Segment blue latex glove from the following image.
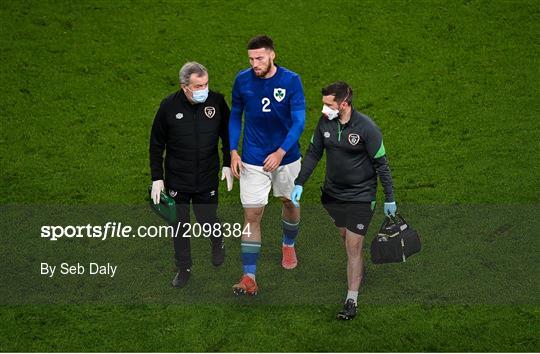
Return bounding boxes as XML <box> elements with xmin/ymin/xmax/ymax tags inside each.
<box><xmin>290</xmin><ymin>185</ymin><xmax>303</xmax><ymax>208</ymax></box>
<box><xmin>384</xmin><ymin>202</ymin><xmax>397</xmax><ymax>216</ymax></box>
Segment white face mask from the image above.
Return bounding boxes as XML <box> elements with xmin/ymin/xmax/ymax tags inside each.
<box><xmin>190</xmin><ymin>87</ymin><xmax>209</xmax><ymax>103</ymax></box>
<box><xmin>322</xmin><ymin>104</ymin><xmax>339</xmax><ymax>120</ymax></box>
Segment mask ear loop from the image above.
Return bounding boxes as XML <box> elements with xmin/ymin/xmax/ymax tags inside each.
<box><xmin>337</xmin><ymin>88</ymin><xmax>350</xmax><ymax>113</ymax></box>
<box><xmin>340</xmin><ymin>88</ymin><xmax>351</xmax><ymax>110</ymax></box>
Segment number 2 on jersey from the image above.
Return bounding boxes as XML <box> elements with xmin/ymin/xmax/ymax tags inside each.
<box><xmin>261</xmin><ymin>97</ymin><xmax>271</xmax><ymax>112</ymax></box>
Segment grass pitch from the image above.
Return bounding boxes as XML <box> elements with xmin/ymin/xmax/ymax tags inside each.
<box><xmin>1</xmin><ymin>0</ymin><xmax>539</xmax><ymax>351</ymax></box>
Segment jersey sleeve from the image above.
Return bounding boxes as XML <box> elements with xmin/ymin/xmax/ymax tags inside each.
<box><xmin>229</xmin><ymin>75</ymin><xmax>244</xmax><ymax>151</ymax></box>
<box><xmin>362</xmin><ymin>121</ymin><xmax>395</xmax><ymax>202</ymax></box>
<box><xmin>294</xmin><ymin>117</ymin><xmax>325</xmax><ymax>186</ymax></box>
<box><xmin>279</xmin><ymin>74</ymin><xmax>306</xmax><ymax>152</ymax></box>
<box><xmin>289</xmin><ymin>74</ymin><xmax>306</xmax><ymax>112</ymax></box>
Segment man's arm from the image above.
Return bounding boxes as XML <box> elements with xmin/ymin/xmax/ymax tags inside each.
<box><xmin>263</xmin><ymin>75</ymin><xmax>306</xmax><ymax>172</ymax></box>
<box><xmin>229</xmin><ymin>76</ymin><xmax>243</xmax><ymax>153</ymax></box>
<box><xmin>364</xmin><ymin>123</ymin><xmax>395</xmax><ymax>203</ymax></box>
<box><xmin>294</xmin><ymin>118</ymin><xmax>325</xmax><ymax>186</ymax></box>
<box><xmin>229</xmin><ymin>76</ymin><xmax>244</xmax><ymax>178</ymax></box>
<box><xmin>219</xmin><ymin>95</ymin><xmax>231</xmax><ymax>167</ymax></box>
<box><xmin>149</xmin><ymin>103</ymin><xmax>167</xmax><ymax>181</ymax></box>
<box><xmin>373</xmin><ymin>153</ymin><xmax>395</xmax><ymax>203</ymax></box>
<box><xmin>280</xmin><ymin>75</ymin><xmax>306</xmax><ymax>153</ymax></box>
<box><xmin>264</xmin><ymin>108</ymin><xmax>305</xmax><ymax>171</ymax></box>
<box><xmin>280</xmin><ymin>110</ymin><xmax>306</xmax><ymax>153</ymax></box>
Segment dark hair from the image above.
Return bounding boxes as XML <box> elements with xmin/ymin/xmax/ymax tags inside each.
<box><xmin>247</xmin><ymin>35</ymin><xmax>275</xmax><ymax>51</ymax></box>
<box><xmin>321</xmin><ymin>81</ymin><xmax>353</xmax><ymax>105</ymax></box>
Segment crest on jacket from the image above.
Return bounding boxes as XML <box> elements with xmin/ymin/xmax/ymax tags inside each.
<box><xmin>204</xmin><ymin>106</ymin><xmax>215</xmax><ymax>118</ymax></box>
<box><xmin>348</xmin><ymin>133</ymin><xmax>360</xmax><ymax>146</ymax></box>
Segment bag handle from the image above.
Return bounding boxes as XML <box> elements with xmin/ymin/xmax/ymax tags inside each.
<box><xmin>386</xmin><ymin>213</ymin><xmax>408</xmax><ymax>227</ymax></box>
<box><xmin>382</xmin><ymin>215</ymin><xmax>395</xmax><ymax>229</ymax></box>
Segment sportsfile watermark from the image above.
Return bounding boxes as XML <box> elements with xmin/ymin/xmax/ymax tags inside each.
<box><xmin>40</xmin><ymin>222</ymin><xmax>250</xmax><ymax>241</ymax></box>
<box><xmin>2</xmin><ymin>203</ymin><xmax>537</xmax><ymax>305</ymax></box>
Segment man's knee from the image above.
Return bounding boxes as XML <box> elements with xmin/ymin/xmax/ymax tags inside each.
<box><xmin>345</xmin><ymin>231</ymin><xmax>364</xmax><ymax>256</ymax></box>
<box><xmin>194</xmin><ymin>211</ymin><xmax>219</xmax><ymax>226</ymax></box>
<box><xmin>281</xmin><ymin>198</ymin><xmax>300</xmax><ymax>221</ymax></box>
<box><xmin>244</xmin><ymin>207</ymin><xmax>264</xmax><ymax>224</ymax></box>
<box><xmin>280</xmin><ymin>197</ymin><xmax>295</xmax><ymax>209</ymax></box>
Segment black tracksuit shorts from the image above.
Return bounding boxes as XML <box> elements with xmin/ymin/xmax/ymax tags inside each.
<box><xmin>321</xmin><ymin>191</ymin><xmax>374</xmax><ymax>236</ymax></box>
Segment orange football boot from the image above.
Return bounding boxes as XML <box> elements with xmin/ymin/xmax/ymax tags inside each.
<box><xmin>232</xmin><ymin>275</ymin><xmax>258</xmax><ymax>296</ymax></box>
<box><xmin>281</xmin><ymin>245</ymin><xmax>298</xmax><ymax>269</ymax></box>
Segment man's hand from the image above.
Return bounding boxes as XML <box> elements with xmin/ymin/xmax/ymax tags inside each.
<box><xmin>151</xmin><ymin>180</ymin><xmax>165</xmax><ymax>204</ymax></box>
<box><xmin>230</xmin><ymin>150</ymin><xmax>243</xmax><ymax>179</ymax></box>
<box><xmin>221</xmin><ymin>167</ymin><xmax>234</xmax><ymax>191</ymax></box>
<box><xmin>384</xmin><ymin>201</ymin><xmax>397</xmax><ymax>217</ymax></box>
<box><xmin>263</xmin><ymin>148</ymin><xmax>286</xmax><ymax>172</ymax></box>
<box><xmin>290</xmin><ymin>185</ymin><xmax>303</xmax><ymax>208</ymax></box>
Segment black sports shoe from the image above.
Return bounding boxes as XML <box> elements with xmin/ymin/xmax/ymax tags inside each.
<box><xmin>172</xmin><ymin>268</ymin><xmax>191</xmax><ymax>288</ymax></box>
<box><xmin>336</xmin><ymin>299</ymin><xmax>357</xmax><ymax>320</ymax></box>
<box><xmin>211</xmin><ymin>238</ymin><xmax>225</xmax><ymax>266</ymax></box>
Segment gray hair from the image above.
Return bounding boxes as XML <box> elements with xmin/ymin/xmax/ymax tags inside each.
<box><xmin>179</xmin><ymin>62</ymin><xmax>208</xmax><ymax>85</ymax></box>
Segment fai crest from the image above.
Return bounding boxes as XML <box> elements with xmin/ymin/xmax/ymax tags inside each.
<box><xmin>273</xmin><ymin>88</ymin><xmax>286</xmax><ymax>102</ymax></box>
<box><xmin>348</xmin><ymin>133</ymin><xmax>361</xmax><ymax>146</ymax></box>
<box><xmin>204</xmin><ymin>106</ymin><xmax>216</xmax><ymax>118</ymax></box>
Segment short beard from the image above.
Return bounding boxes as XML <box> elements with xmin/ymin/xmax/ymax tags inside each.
<box><xmin>255</xmin><ymin>61</ymin><xmax>272</xmax><ymax>77</ymax></box>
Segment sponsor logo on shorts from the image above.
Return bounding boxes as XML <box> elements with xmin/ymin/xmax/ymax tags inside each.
<box><xmin>204</xmin><ymin>106</ymin><xmax>215</xmax><ymax>118</ymax></box>
<box><xmin>169</xmin><ymin>190</ymin><xmax>177</xmax><ymax>197</ymax></box>
<box><xmin>348</xmin><ymin>133</ymin><xmax>360</xmax><ymax>146</ymax></box>
<box><xmin>357</xmin><ymin>223</ymin><xmax>364</xmax><ymax>230</ymax></box>
<box><xmin>210</xmin><ymin>190</ymin><xmax>216</xmax><ymax>196</ymax></box>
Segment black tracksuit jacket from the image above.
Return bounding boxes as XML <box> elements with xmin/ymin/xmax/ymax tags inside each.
<box><xmin>295</xmin><ymin>109</ymin><xmax>394</xmax><ymax>202</ymax></box>
<box><xmin>149</xmin><ymin>90</ymin><xmax>231</xmax><ymax>193</ymax></box>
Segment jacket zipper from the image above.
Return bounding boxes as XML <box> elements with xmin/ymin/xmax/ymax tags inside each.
<box><xmin>337</xmin><ymin>121</ymin><xmax>343</xmax><ymax>142</ymax></box>
<box><xmin>193</xmin><ymin>105</ymin><xmax>200</xmax><ymax>192</ymax></box>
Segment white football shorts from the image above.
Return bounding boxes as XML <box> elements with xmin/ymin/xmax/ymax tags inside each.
<box><xmin>240</xmin><ymin>158</ymin><xmax>301</xmax><ymax>208</ymax></box>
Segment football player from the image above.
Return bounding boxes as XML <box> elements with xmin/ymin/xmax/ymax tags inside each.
<box><xmin>229</xmin><ymin>35</ymin><xmax>306</xmax><ymax>295</ymax></box>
